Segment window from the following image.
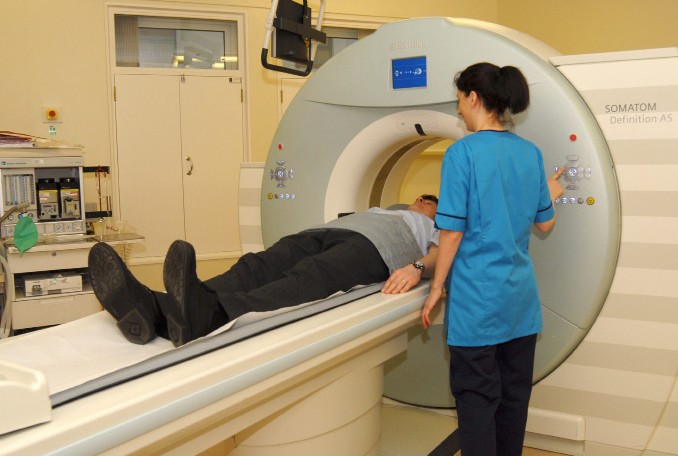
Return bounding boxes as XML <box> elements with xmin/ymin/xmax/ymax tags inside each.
<box><xmin>115</xmin><ymin>15</ymin><xmax>238</xmax><ymax>70</ymax></box>
<box><xmin>314</xmin><ymin>27</ymin><xmax>373</xmax><ymax>68</ymax></box>
<box><xmin>283</xmin><ymin>26</ymin><xmax>373</xmax><ymax>72</ymax></box>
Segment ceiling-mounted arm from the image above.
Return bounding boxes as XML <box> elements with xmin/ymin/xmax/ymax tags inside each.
<box><xmin>261</xmin><ymin>0</ymin><xmax>327</xmax><ymax>77</ymax></box>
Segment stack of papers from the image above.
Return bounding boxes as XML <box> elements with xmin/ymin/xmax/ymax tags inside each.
<box><xmin>0</xmin><ymin>131</ymin><xmax>35</xmax><ymax>148</ymax></box>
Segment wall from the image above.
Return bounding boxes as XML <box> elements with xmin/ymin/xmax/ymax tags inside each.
<box><xmin>497</xmin><ymin>0</ymin><xmax>678</xmax><ymax>54</ymax></box>
<box><xmin>0</xmin><ymin>1</ymin><xmax>111</xmax><ymax>162</ymax></box>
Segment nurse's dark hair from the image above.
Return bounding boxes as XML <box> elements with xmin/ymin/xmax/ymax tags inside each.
<box><xmin>454</xmin><ymin>62</ymin><xmax>530</xmax><ymax>115</ymax></box>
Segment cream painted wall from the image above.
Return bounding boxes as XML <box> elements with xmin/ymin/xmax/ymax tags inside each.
<box><xmin>0</xmin><ymin>1</ymin><xmax>111</xmax><ymax>163</ymax></box>
<box><xmin>313</xmin><ymin>0</ymin><xmax>497</xmax><ymax>25</ymax></box>
<box><xmin>497</xmin><ymin>0</ymin><xmax>678</xmax><ymax>54</ymax></box>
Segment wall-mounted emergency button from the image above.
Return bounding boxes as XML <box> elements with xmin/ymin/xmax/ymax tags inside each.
<box><xmin>43</xmin><ymin>106</ymin><xmax>62</xmax><ymax>123</ymax></box>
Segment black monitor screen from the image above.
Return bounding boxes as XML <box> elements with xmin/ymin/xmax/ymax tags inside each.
<box><xmin>273</xmin><ymin>0</ymin><xmax>308</xmax><ymax>63</ymax></box>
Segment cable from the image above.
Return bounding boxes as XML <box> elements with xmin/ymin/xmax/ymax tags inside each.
<box><xmin>0</xmin><ymin>201</ymin><xmax>30</xmax><ymax>225</ymax></box>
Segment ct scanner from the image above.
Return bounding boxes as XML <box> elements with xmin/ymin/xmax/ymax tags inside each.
<box><xmin>262</xmin><ymin>16</ymin><xmax>621</xmax><ymax>409</ymax></box>
<box><xmin>0</xmin><ymin>16</ymin><xmax>677</xmax><ymax>456</ymax></box>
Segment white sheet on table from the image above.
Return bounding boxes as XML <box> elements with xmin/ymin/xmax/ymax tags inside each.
<box><xmin>0</xmin><ymin>312</ymin><xmax>173</xmax><ymax>395</ymax></box>
<box><xmin>0</xmin><ymin>288</ymin><xmax>355</xmax><ymax>396</ymax></box>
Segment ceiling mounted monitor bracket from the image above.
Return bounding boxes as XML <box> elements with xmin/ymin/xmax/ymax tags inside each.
<box><xmin>261</xmin><ymin>0</ymin><xmax>327</xmax><ymax>76</ymax></box>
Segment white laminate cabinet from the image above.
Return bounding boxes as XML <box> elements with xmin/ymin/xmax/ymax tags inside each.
<box><xmin>114</xmin><ymin>74</ymin><xmax>244</xmax><ymax>262</ymax></box>
<box><xmin>0</xmin><ymin>234</ymin><xmax>142</xmax><ymax>337</ymax></box>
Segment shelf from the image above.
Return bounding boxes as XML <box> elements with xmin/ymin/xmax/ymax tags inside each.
<box><xmin>13</xmin><ymin>273</ymin><xmax>91</xmax><ymax>302</ymax></box>
<box><xmin>1</xmin><ymin>233</ymin><xmax>144</xmax><ymax>335</ymax></box>
<box><xmin>13</xmin><ymin>285</ymin><xmax>93</xmax><ymax>302</ymax></box>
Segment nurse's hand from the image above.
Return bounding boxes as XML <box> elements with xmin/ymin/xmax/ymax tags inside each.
<box><xmin>421</xmin><ymin>287</ymin><xmax>443</xmax><ymax>330</ymax></box>
<box><xmin>549</xmin><ymin>167</ymin><xmax>565</xmax><ymax>201</ymax></box>
<box><xmin>382</xmin><ymin>264</ymin><xmax>422</xmax><ymax>294</ymax></box>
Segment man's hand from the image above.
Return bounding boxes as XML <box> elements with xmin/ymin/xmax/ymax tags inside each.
<box><xmin>382</xmin><ymin>264</ymin><xmax>422</xmax><ymax>294</ymax></box>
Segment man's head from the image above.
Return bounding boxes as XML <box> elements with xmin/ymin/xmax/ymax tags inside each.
<box><xmin>407</xmin><ymin>194</ymin><xmax>438</xmax><ymax>220</ymax></box>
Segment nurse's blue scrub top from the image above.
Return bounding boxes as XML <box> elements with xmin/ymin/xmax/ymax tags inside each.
<box><xmin>436</xmin><ymin>130</ymin><xmax>554</xmax><ymax>347</ymax></box>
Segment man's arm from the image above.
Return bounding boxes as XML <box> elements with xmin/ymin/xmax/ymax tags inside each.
<box><xmin>381</xmin><ymin>244</ymin><xmax>438</xmax><ymax>294</ymax></box>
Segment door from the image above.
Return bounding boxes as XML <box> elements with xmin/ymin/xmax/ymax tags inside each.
<box><xmin>180</xmin><ymin>75</ymin><xmax>243</xmax><ymax>255</ymax></box>
<box><xmin>114</xmin><ymin>74</ymin><xmax>244</xmax><ymax>260</ymax></box>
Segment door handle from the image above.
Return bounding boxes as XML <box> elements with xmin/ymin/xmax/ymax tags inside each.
<box><xmin>185</xmin><ymin>156</ymin><xmax>193</xmax><ymax>175</ymax></box>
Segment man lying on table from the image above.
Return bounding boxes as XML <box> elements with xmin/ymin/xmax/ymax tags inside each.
<box><xmin>88</xmin><ymin>195</ymin><xmax>439</xmax><ymax>347</ymax></box>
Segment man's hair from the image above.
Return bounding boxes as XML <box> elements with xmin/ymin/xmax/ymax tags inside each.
<box><xmin>422</xmin><ymin>194</ymin><xmax>438</xmax><ymax>204</ymax></box>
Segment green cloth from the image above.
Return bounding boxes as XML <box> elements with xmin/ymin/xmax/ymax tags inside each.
<box><xmin>14</xmin><ymin>216</ymin><xmax>38</xmax><ymax>254</ymax></box>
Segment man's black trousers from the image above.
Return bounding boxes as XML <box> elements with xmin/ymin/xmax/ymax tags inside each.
<box><xmin>204</xmin><ymin>229</ymin><xmax>390</xmax><ymax>320</ymax></box>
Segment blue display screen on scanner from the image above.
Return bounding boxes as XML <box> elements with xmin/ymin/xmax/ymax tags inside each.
<box><xmin>392</xmin><ymin>56</ymin><xmax>427</xmax><ymax>89</ymax></box>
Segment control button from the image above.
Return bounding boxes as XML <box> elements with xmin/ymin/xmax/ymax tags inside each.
<box><xmin>561</xmin><ymin>155</ymin><xmax>592</xmax><ymax>190</ymax></box>
<box><xmin>270</xmin><ymin>160</ymin><xmax>293</xmax><ymax>188</ymax></box>
<box><xmin>268</xmin><ymin>192</ymin><xmax>296</xmax><ymax>201</ymax></box>
<box><xmin>570</xmin><ymin>197</ymin><xmax>576</xmax><ymax>204</ymax></box>
<box><xmin>562</xmin><ymin>198</ymin><xmax>568</xmax><ymax>204</ymax></box>
<box><xmin>586</xmin><ymin>197</ymin><xmax>595</xmax><ymax>205</ymax></box>
<box><xmin>555</xmin><ymin>197</ymin><xmax>561</xmax><ymax>204</ymax></box>
<box><xmin>578</xmin><ymin>198</ymin><xmax>584</xmax><ymax>204</ymax></box>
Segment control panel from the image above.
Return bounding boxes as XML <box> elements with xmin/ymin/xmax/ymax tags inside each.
<box><xmin>0</xmin><ymin>153</ymin><xmax>86</xmax><ymax>238</ymax></box>
<box><xmin>554</xmin><ymin>154</ymin><xmax>595</xmax><ymax>207</ymax></box>
<box><xmin>267</xmin><ymin>153</ymin><xmax>297</xmax><ymax>201</ymax></box>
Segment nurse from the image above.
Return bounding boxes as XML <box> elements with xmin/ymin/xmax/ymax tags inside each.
<box><xmin>421</xmin><ymin>62</ymin><xmax>564</xmax><ymax>456</ymax></box>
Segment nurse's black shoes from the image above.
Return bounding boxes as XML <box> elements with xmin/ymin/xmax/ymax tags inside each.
<box><xmin>88</xmin><ymin>242</ymin><xmax>165</xmax><ymax>345</ymax></box>
<box><xmin>162</xmin><ymin>240</ymin><xmax>228</xmax><ymax>347</ymax></box>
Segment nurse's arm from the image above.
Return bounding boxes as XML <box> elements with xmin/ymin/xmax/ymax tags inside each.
<box><xmin>535</xmin><ymin>169</ymin><xmax>564</xmax><ymax>233</ymax></box>
<box><xmin>421</xmin><ymin>230</ymin><xmax>463</xmax><ymax>330</ymax></box>
<box><xmin>534</xmin><ymin>217</ymin><xmax>555</xmax><ymax>233</ymax></box>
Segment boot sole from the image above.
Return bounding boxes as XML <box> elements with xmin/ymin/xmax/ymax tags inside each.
<box><xmin>89</xmin><ymin>243</ymin><xmax>156</xmax><ymax>344</ymax></box>
<box><xmin>162</xmin><ymin>240</ymin><xmax>194</xmax><ymax>347</ymax></box>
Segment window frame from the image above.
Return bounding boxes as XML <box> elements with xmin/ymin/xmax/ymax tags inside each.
<box><xmin>107</xmin><ymin>4</ymin><xmax>246</xmax><ymax>78</ymax></box>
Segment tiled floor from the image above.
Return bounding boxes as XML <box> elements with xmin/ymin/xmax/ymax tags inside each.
<box><xmin>379</xmin><ymin>401</ymin><xmax>566</xmax><ymax>456</ymax></box>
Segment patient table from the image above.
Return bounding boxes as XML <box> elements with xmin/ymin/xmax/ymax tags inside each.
<box><xmin>0</xmin><ymin>283</ymin><xmax>426</xmax><ymax>455</ymax></box>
